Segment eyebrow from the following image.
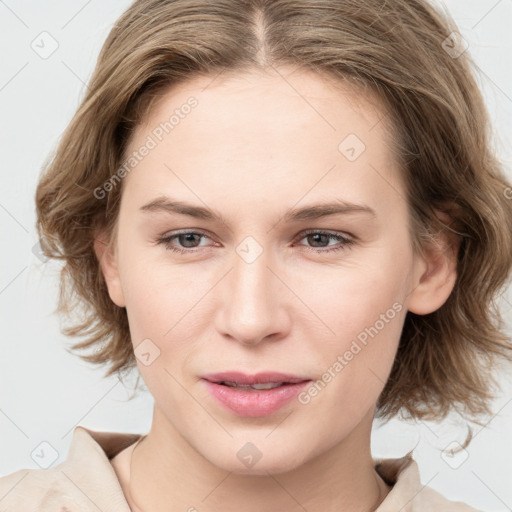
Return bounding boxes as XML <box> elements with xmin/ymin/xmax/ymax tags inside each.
<box><xmin>139</xmin><ymin>196</ymin><xmax>377</xmax><ymax>222</ymax></box>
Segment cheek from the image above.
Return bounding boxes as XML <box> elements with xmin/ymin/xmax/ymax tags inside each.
<box><xmin>296</xmin><ymin>253</ymin><xmax>408</xmax><ymax>413</ymax></box>
<box><xmin>304</xmin><ymin>250</ymin><xmax>408</xmax><ymax>346</ymax></box>
<box><xmin>122</xmin><ymin>277</ymin><xmax>202</xmax><ymax>357</ymax></box>
<box><xmin>117</xmin><ymin>246</ymin><xmax>217</xmax><ymax>387</ymax></box>
<box><xmin>117</xmin><ymin>233</ymin><xmax>198</xmax><ymax>321</ymax></box>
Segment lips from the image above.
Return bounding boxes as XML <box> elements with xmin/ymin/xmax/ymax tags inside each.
<box><xmin>201</xmin><ymin>371</ymin><xmax>311</xmax><ymax>386</ymax></box>
<box><xmin>201</xmin><ymin>371</ymin><xmax>312</xmax><ymax>417</ymax></box>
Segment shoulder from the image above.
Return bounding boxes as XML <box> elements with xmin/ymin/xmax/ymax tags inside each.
<box><xmin>0</xmin><ymin>426</ymin><xmax>141</xmax><ymax>511</ymax></box>
<box><xmin>0</xmin><ymin>465</ymin><xmax>96</xmax><ymax>511</ymax></box>
<box><xmin>375</xmin><ymin>453</ymin><xmax>483</xmax><ymax>512</ymax></box>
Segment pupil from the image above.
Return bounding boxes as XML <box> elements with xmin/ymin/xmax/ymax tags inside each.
<box><xmin>180</xmin><ymin>233</ymin><xmax>199</xmax><ymax>247</ymax></box>
<box><xmin>309</xmin><ymin>234</ymin><xmax>327</xmax><ymax>247</ymax></box>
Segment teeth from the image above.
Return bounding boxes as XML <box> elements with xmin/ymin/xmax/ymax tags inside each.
<box><xmin>251</xmin><ymin>382</ymin><xmax>284</xmax><ymax>390</ymax></box>
<box><xmin>221</xmin><ymin>381</ymin><xmax>285</xmax><ymax>390</ymax></box>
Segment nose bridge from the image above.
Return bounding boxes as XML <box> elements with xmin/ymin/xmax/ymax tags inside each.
<box><xmin>219</xmin><ymin>239</ymin><xmax>288</xmax><ymax>344</ymax></box>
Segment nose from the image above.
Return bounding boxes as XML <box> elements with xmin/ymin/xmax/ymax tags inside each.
<box><xmin>215</xmin><ymin>243</ymin><xmax>292</xmax><ymax>346</ymax></box>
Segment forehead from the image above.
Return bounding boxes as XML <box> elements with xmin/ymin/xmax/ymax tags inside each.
<box><xmin>122</xmin><ymin>66</ymin><xmax>405</xmax><ymax>219</ymax></box>
<box><xmin>138</xmin><ymin>65</ymin><xmax>392</xmax><ymax>144</ymax></box>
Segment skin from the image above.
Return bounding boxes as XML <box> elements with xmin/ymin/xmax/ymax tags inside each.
<box><xmin>94</xmin><ymin>64</ymin><xmax>458</xmax><ymax>512</ymax></box>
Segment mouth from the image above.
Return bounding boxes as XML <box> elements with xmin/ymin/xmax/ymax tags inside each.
<box><xmin>201</xmin><ymin>371</ymin><xmax>311</xmax><ymax>387</ymax></box>
<box><xmin>201</xmin><ymin>372</ymin><xmax>312</xmax><ymax>416</ymax></box>
<box><xmin>215</xmin><ymin>381</ymin><xmax>299</xmax><ymax>390</ymax></box>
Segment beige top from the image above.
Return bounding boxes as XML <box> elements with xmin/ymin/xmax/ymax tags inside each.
<box><xmin>0</xmin><ymin>425</ymin><xmax>482</xmax><ymax>511</ymax></box>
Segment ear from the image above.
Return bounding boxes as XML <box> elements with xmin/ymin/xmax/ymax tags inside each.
<box><xmin>407</xmin><ymin>210</ymin><xmax>460</xmax><ymax>315</ymax></box>
<box><xmin>93</xmin><ymin>227</ymin><xmax>126</xmax><ymax>308</ymax></box>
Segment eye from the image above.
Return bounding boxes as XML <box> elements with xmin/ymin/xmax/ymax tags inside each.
<box><xmin>155</xmin><ymin>230</ymin><xmax>212</xmax><ymax>254</ymax></box>
<box><xmin>154</xmin><ymin>229</ymin><xmax>355</xmax><ymax>255</ymax></box>
<box><xmin>295</xmin><ymin>230</ymin><xmax>355</xmax><ymax>254</ymax></box>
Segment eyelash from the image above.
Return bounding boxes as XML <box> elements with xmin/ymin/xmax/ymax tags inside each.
<box><xmin>154</xmin><ymin>229</ymin><xmax>355</xmax><ymax>255</ymax></box>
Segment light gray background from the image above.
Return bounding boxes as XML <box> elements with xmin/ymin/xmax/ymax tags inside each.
<box><xmin>1</xmin><ymin>1</ymin><xmax>511</xmax><ymax>510</ymax></box>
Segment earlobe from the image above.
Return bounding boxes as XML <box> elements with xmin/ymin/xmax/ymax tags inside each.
<box><xmin>407</xmin><ymin>214</ymin><xmax>460</xmax><ymax>316</ymax></box>
<box><xmin>93</xmin><ymin>230</ymin><xmax>126</xmax><ymax>308</ymax></box>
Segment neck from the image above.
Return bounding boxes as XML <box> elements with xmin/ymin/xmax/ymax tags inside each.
<box><xmin>129</xmin><ymin>406</ymin><xmax>391</xmax><ymax>512</ymax></box>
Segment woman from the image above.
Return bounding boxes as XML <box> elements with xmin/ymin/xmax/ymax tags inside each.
<box><xmin>1</xmin><ymin>0</ymin><xmax>511</xmax><ymax>510</ymax></box>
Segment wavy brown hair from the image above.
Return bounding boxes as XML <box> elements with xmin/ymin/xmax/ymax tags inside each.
<box><xmin>35</xmin><ymin>0</ymin><xmax>512</xmax><ymax>427</ymax></box>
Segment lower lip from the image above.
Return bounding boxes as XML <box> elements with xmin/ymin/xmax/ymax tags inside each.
<box><xmin>202</xmin><ymin>380</ymin><xmax>311</xmax><ymax>417</ymax></box>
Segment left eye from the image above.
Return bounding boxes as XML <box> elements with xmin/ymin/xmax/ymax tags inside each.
<box><xmin>297</xmin><ymin>231</ymin><xmax>354</xmax><ymax>253</ymax></box>
<box><xmin>155</xmin><ymin>230</ymin><xmax>354</xmax><ymax>254</ymax></box>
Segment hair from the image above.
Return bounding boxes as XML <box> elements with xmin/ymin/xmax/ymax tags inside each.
<box><xmin>35</xmin><ymin>0</ymin><xmax>512</xmax><ymax>428</ymax></box>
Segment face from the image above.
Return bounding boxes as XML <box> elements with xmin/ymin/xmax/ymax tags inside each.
<box><xmin>96</xmin><ymin>65</ymin><xmax>443</xmax><ymax>475</ymax></box>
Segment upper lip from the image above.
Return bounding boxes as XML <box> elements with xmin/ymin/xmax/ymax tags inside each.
<box><xmin>202</xmin><ymin>371</ymin><xmax>311</xmax><ymax>385</ymax></box>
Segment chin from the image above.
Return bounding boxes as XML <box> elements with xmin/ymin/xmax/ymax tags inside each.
<box><xmin>204</xmin><ymin>440</ymin><xmax>312</xmax><ymax>476</ymax></box>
